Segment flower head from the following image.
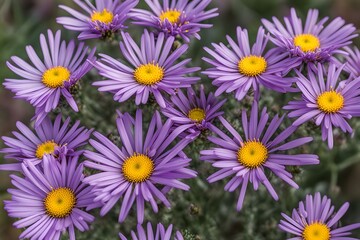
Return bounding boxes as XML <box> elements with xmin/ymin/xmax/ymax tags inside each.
<box><xmin>3</xmin><ymin>30</ymin><xmax>96</xmax><ymax>125</ymax></box>
<box><xmin>0</xmin><ymin>114</ymin><xmax>92</xmax><ymax>171</ymax></box>
<box><xmin>262</xmin><ymin>8</ymin><xmax>357</xmax><ymax>65</ymax></box>
<box><xmin>4</xmin><ymin>155</ymin><xmax>98</xmax><ymax>240</ymax></box>
<box><xmin>284</xmin><ymin>63</ymin><xmax>360</xmax><ymax>149</ymax></box>
<box><xmin>119</xmin><ymin>222</ymin><xmax>184</xmax><ymax>240</ymax></box>
<box><xmin>130</xmin><ymin>0</ymin><xmax>218</xmax><ymax>42</ymax></box>
<box><xmin>200</xmin><ymin>102</ymin><xmax>319</xmax><ymax>211</ymax></box>
<box><xmin>161</xmin><ymin>85</ymin><xmax>226</xmax><ymax>138</ymax></box>
<box><xmin>93</xmin><ymin>30</ymin><xmax>200</xmax><ymax>108</ymax></box>
<box><xmin>202</xmin><ymin>27</ymin><xmax>298</xmax><ymax>101</ymax></box>
<box><xmin>279</xmin><ymin>192</ymin><xmax>360</xmax><ymax>240</ymax></box>
<box><xmin>57</xmin><ymin>0</ymin><xmax>139</xmax><ymax>40</ymax></box>
<box><xmin>343</xmin><ymin>46</ymin><xmax>360</xmax><ymax>78</ymax></box>
<box><xmin>83</xmin><ymin>109</ymin><xmax>197</xmax><ymax>223</ymax></box>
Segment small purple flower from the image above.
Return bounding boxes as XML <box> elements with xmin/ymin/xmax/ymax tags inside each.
<box><xmin>202</xmin><ymin>27</ymin><xmax>298</xmax><ymax>101</ymax></box>
<box><xmin>0</xmin><ymin>114</ymin><xmax>92</xmax><ymax>171</ymax></box>
<box><xmin>129</xmin><ymin>0</ymin><xmax>218</xmax><ymax>42</ymax></box>
<box><xmin>279</xmin><ymin>192</ymin><xmax>360</xmax><ymax>240</ymax></box>
<box><xmin>4</xmin><ymin>155</ymin><xmax>98</xmax><ymax>240</ymax></box>
<box><xmin>284</xmin><ymin>63</ymin><xmax>360</xmax><ymax>149</ymax></box>
<box><xmin>3</xmin><ymin>30</ymin><xmax>96</xmax><ymax>125</ymax></box>
<box><xmin>200</xmin><ymin>102</ymin><xmax>319</xmax><ymax>211</ymax></box>
<box><xmin>119</xmin><ymin>222</ymin><xmax>184</xmax><ymax>240</ymax></box>
<box><xmin>83</xmin><ymin>109</ymin><xmax>197</xmax><ymax>223</ymax></box>
<box><xmin>57</xmin><ymin>0</ymin><xmax>139</xmax><ymax>40</ymax></box>
<box><xmin>93</xmin><ymin>30</ymin><xmax>200</xmax><ymax>108</ymax></box>
<box><xmin>161</xmin><ymin>85</ymin><xmax>226</xmax><ymax>138</ymax></box>
<box><xmin>262</xmin><ymin>8</ymin><xmax>357</xmax><ymax>65</ymax></box>
<box><xmin>343</xmin><ymin>46</ymin><xmax>360</xmax><ymax>78</ymax></box>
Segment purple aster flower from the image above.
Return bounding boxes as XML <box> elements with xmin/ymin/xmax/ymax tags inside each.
<box><xmin>200</xmin><ymin>102</ymin><xmax>319</xmax><ymax>211</ymax></box>
<box><xmin>4</xmin><ymin>155</ymin><xmax>98</xmax><ymax>240</ymax></box>
<box><xmin>284</xmin><ymin>63</ymin><xmax>360</xmax><ymax>149</ymax></box>
<box><xmin>343</xmin><ymin>46</ymin><xmax>360</xmax><ymax>78</ymax></box>
<box><xmin>129</xmin><ymin>0</ymin><xmax>218</xmax><ymax>42</ymax></box>
<box><xmin>3</xmin><ymin>30</ymin><xmax>96</xmax><ymax>125</ymax></box>
<box><xmin>279</xmin><ymin>192</ymin><xmax>360</xmax><ymax>240</ymax></box>
<box><xmin>119</xmin><ymin>222</ymin><xmax>184</xmax><ymax>240</ymax></box>
<box><xmin>261</xmin><ymin>8</ymin><xmax>357</xmax><ymax>65</ymax></box>
<box><xmin>83</xmin><ymin>109</ymin><xmax>197</xmax><ymax>223</ymax></box>
<box><xmin>57</xmin><ymin>0</ymin><xmax>139</xmax><ymax>40</ymax></box>
<box><xmin>161</xmin><ymin>85</ymin><xmax>226</xmax><ymax>138</ymax></box>
<box><xmin>93</xmin><ymin>30</ymin><xmax>200</xmax><ymax>108</ymax></box>
<box><xmin>0</xmin><ymin>114</ymin><xmax>92</xmax><ymax>171</ymax></box>
<box><xmin>202</xmin><ymin>27</ymin><xmax>299</xmax><ymax>101</ymax></box>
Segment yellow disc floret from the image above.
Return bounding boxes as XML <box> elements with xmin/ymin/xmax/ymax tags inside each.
<box><xmin>35</xmin><ymin>140</ymin><xmax>58</xmax><ymax>159</ymax></box>
<box><xmin>91</xmin><ymin>9</ymin><xmax>114</xmax><ymax>24</ymax></box>
<box><xmin>317</xmin><ymin>90</ymin><xmax>344</xmax><ymax>114</ymax></box>
<box><xmin>302</xmin><ymin>222</ymin><xmax>331</xmax><ymax>240</ymax></box>
<box><xmin>42</xmin><ymin>66</ymin><xmax>71</xmax><ymax>88</ymax></box>
<box><xmin>134</xmin><ymin>63</ymin><xmax>164</xmax><ymax>85</ymax></box>
<box><xmin>293</xmin><ymin>34</ymin><xmax>320</xmax><ymax>53</ymax></box>
<box><xmin>238</xmin><ymin>56</ymin><xmax>267</xmax><ymax>77</ymax></box>
<box><xmin>44</xmin><ymin>187</ymin><xmax>76</xmax><ymax>218</ymax></box>
<box><xmin>122</xmin><ymin>154</ymin><xmax>154</xmax><ymax>183</ymax></box>
<box><xmin>237</xmin><ymin>140</ymin><xmax>268</xmax><ymax>168</ymax></box>
<box><xmin>159</xmin><ymin>10</ymin><xmax>181</xmax><ymax>24</ymax></box>
<box><xmin>188</xmin><ymin>108</ymin><xmax>206</xmax><ymax>123</ymax></box>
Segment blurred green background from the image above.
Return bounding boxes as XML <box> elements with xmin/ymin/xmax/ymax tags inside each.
<box><xmin>1</xmin><ymin>0</ymin><xmax>360</xmax><ymax>239</ymax></box>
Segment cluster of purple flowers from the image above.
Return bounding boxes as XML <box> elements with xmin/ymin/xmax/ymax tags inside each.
<box><xmin>1</xmin><ymin>1</ymin><xmax>360</xmax><ymax>239</ymax></box>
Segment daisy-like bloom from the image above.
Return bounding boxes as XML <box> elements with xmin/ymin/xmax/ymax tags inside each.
<box><xmin>279</xmin><ymin>192</ymin><xmax>360</xmax><ymax>240</ymax></box>
<box><xmin>93</xmin><ymin>30</ymin><xmax>200</xmax><ymax>108</ymax></box>
<box><xmin>129</xmin><ymin>0</ymin><xmax>218</xmax><ymax>42</ymax></box>
<box><xmin>261</xmin><ymin>8</ymin><xmax>357</xmax><ymax>65</ymax></box>
<box><xmin>57</xmin><ymin>0</ymin><xmax>139</xmax><ymax>40</ymax></box>
<box><xmin>83</xmin><ymin>110</ymin><xmax>197</xmax><ymax>223</ymax></box>
<box><xmin>3</xmin><ymin>30</ymin><xmax>96</xmax><ymax>125</ymax></box>
<box><xmin>202</xmin><ymin>27</ymin><xmax>298</xmax><ymax>101</ymax></box>
<box><xmin>200</xmin><ymin>102</ymin><xmax>319</xmax><ymax>211</ymax></box>
<box><xmin>4</xmin><ymin>155</ymin><xmax>98</xmax><ymax>240</ymax></box>
<box><xmin>284</xmin><ymin>63</ymin><xmax>360</xmax><ymax>149</ymax></box>
<box><xmin>119</xmin><ymin>222</ymin><xmax>184</xmax><ymax>240</ymax></box>
<box><xmin>161</xmin><ymin>85</ymin><xmax>226</xmax><ymax>138</ymax></box>
<box><xmin>343</xmin><ymin>46</ymin><xmax>360</xmax><ymax>78</ymax></box>
<box><xmin>0</xmin><ymin>114</ymin><xmax>92</xmax><ymax>171</ymax></box>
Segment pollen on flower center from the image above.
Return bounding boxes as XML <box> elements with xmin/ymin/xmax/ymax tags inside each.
<box><xmin>238</xmin><ymin>55</ymin><xmax>267</xmax><ymax>77</ymax></box>
<box><xmin>122</xmin><ymin>154</ymin><xmax>154</xmax><ymax>183</ymax></box>
<box><xmin>91</xmin><ymin>9</ymin><xmax>114</xmax><ymax>24</ymax></box>
<box><xmin>44</xmin><ymin>187</ymin><xmax>76</xmax><ymax>218</ymax></box>
<box><xmin>293</xmin><ymin>34</ymin><xmax>320</xmax><ymax>53</ymax></box>
<box><xmin>317</xmin><ymin>90</ymin><xmax>344</xmax><ymax>114</ymax></box>
<box><xmin>42</xmin><ymin>66</ymin><xmax>71</xmax><ymax>88</ymax></box>
<box><xmin>35</xmin><ymin>140</ymin><xmax>58</xmax><ymax>159</ymax></box>
<box><xmin>302</xmin><ymin>222</ymin><xmax>331</xmax><ymax>240</ymax></box>
<box><xmin>159</xmin><ymin>9</ymin><xmax>181</xmax><ymax>24</ymax></box>
<box><xmin>188</xmin><ymin>108</ymin><xmax>206</xmax><ymax>123</ymax></box>
<box><xmin>134</xmin><ymin>63</ymin><xmax>164</xmax><ymax>85</ymax></box>
<box><xmin>237</xmin><ymin>140</ymin><xmax>268</xmax><ymax>168</ymax></box>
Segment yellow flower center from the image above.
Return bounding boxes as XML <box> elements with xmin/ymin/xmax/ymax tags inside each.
<box><xmin>42</xmin><ymin>66</ymin><xmax>71</xmax><ymax>88</ymax></box>
<box><xmin>159</xmin><ymin>9</ymin><xmax>181</xmax><ymax>24</ymax></box>
<box><xmin>302</xmin><ymin>223</ymin><xmax>331</xmax><ymax>240</ymax></box>
<box><xmin>91</xmin><ymin>9</ymin><xmax>114</xmax><ymax>24</ymax></box>
<box><xmin>238</xmin><ymin>56</ymin><xmax>267</xmax><ymax>77</ymax></box>
<box><xmin>44</xmin><ymin>187</ymin><xmax>76</xmax><ymax>218</ymax></box>
<box><xmin>134</xmin><ymin>63</ymin><xmax>164</xmax><ymax>85</ymax></box>
<box><xmin>317</xmin><ymin>90</ymin><xmax>344</xmax><ymax>114</ymax></box>
<box><xmin>35</xmin><ymin>141</ymin><xmax>58</xmax><ymax>159</ymax></box>
<box><xmin>122</xmin><ymin>154</ymin><xmax>154</xmax><ymax>183</ymax></box>
<box><xmin>188</xmin><ymin>108</ymin><xmax>206</xmax><ymax>123</ymax></box>
<box><xmin>237</xmin><ymin>140</ymin><xmax>268</xmax><ymax>168</ymax></box>
<box><xmin>293</xmin><ymin>34</ymin><xmax>320</xmax><ymax>53</ymax></box>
